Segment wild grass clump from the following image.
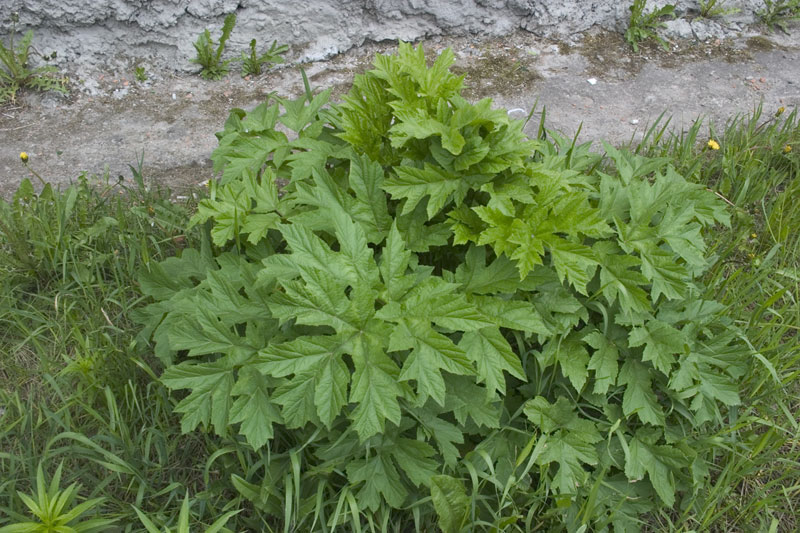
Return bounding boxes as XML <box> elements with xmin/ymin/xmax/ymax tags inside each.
<box><xmin>0</xmin><ymin>162</ymin><xmax>225</xmax><ymax>529</ymax></box>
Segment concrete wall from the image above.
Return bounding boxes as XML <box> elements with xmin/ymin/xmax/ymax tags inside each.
<box><xmin>2</xmin><ymin>0</ymin><xmax>764</xmax><ymax>70</ymax></box>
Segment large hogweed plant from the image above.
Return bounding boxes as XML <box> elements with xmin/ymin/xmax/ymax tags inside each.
<box><xmin>136</xmin><ymin>43</ymin><xmax>748</xmax><ymax>530</ymax></box>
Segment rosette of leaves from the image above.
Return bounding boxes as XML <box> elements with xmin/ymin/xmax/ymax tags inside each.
<box><xmin>190</xmin><ymin>13</ymin><xmax>236</xmax><ymax>80</ymax></box>
<box><xmin>0</xmin><ymin>462</ymin><xmax>116</xmax><ymax>533</ymax></box>
<box><xmin>136</xmin><ymin>43</ymin><xmax>750</xmax><ymax>530</ymax></box>
<box><xmin>625</xmin><ymin>0</ymin><xmax>675</xmax><ymax>52</ymax></box>
<box><xmin>1</xmin><ymin>21</ymin><xmax>67</xmax><ymax>104</ymax></box>
<box><xmin>239</xmin><ymin>39</ymin><xmax>288</xmax><ymax>77</ymax></box>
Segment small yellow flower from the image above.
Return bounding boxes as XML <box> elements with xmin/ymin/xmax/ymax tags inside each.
<box><xmin>707</xmin><ymin>139</ymin><xmax>720</xmax><ymax>150</ymax></box>
<box><xmin>747</xmin><ymin>252</ymin><xmax>755</xmax><ymax>259</ymax></box>
<box><xmin>750</xmin><ymin>232</ymin><xmax>757</xmax><ymax>239</ymax></box>
<box><xmin>776</xmin><ymin>107</ymin><xmax>785</xmax><ymax>117</ymax></box>
<box><xmin>19</xmin><ymin>152</ymin><xmax>28</xmax><ymax>163</ymax></box>
<box><xmin>785</xmin><ymin>144</ymin><xmax>792</xmax><ymax>153</ymax></box>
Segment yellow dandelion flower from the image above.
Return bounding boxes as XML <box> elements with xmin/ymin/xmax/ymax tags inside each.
<box><xmin>785</xmin><ymin>144</ymin><xmax>792</xmax><ymax>153</ymax></box>
<box><xmin>750</xmin><ymin>233</ymin><xmax>757</xmax><ymax>239</ymax></box>
<box><xmin>776</xmin><ymin>107</ymin><xmax>785</xmax><ymax>117</ymax></box>
<box><xmin>707</xmin><ymin>139</ymin><xmax>720</xmax><ymax>150</ymax></box>
<box><xmin>19</xmin><ymin>152</ymin><xmax>29</xmax><ymax>163</ymax></box>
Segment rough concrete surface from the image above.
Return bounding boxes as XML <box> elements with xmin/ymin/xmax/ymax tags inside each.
<box><xmin>1</xmin><ymin>4</ymin><xmax>799</xmax><ymax>197</ymax></box>
<box><xmin>2</xmin><ymin>1</ymin><xmax>769</xmax><ymax>69</ymax></box>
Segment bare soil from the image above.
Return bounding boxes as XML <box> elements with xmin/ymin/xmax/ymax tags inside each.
<box><xmin>2</xmin><ymin>28</ymin><xmax>799</xmax><ymax>198</ymax></box>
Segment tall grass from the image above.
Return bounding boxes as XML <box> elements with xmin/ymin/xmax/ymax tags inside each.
<box><xmin>0</xmin><ymin>166</ymin><xmax>246</xmax><ymax>530</ymax></box>
<box><xmin>633</xmin><ymin>105</ymin><xmax>800</xmax><ymax>532</ymax></box>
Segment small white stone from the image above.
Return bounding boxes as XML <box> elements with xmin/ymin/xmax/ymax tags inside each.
<box><xmin>172</xmin><ymin>93</ymin><xmax>177</xmax><ymax>100</ymax></box>
<box><xmin>587</xmin><ymin>78</ymin><xmax>597</xmax><ymax>85</ymax></box>
<box><xmin>631</xmin><ymin>119</ymin><xmax>639</xmax><ymax>125</ymax></box>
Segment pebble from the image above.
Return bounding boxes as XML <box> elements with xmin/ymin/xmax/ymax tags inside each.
<box><xmin>630</xmin><ymin>119</ymin><xmax>639</xmax><ymax>125</ymax></box>
<box><xmin>587</xmin><ymin>78</ymin><xmax>597</xmax><ymax>85</ymax></box>
<box><xmin>172</xmin><ymin>93</ymin><xmax>176</xmax><ymax>100</ymax></box>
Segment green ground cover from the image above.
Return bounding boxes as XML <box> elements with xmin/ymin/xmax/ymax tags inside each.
<box><xmin>1</xmin><ymin>44</ymin><xmax>798</xmax><ymax>532</ymax></box>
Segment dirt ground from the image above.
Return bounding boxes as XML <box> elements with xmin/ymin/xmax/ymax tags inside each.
<box><xmin>1</xmin><ymin>27</ymin><xmax>799</xmax><ymax>198</ymax></box>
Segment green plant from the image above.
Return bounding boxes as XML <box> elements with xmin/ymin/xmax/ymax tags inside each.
<box><xmin>0</xmin><ymin>157</ymin><xmax>194</xmax><ymax>404</ymax></box>
<box><xmin>0</xmin><ymin>13</ymin><xmax>67</xmax><ymax>104</ymax></box>
<box><xmin>238</xmin><ymin>39</ymin><xmax>288</xmax><ymax>77</ymax></box>
<box><xmin>133</xmin><ymin>493</ymin><xmax>240</xmax><ymax>533</ymax></box>
<box><xmin>430</xmin><ymin>475</ymin><xmax>470</xmax><ymax>533</ymax></box>
<box><xmin>2</xmin><ymin>40</ymin><xmax>798</xmax><ymax>533</ymax></box>
<box><xmin>190</xmin><ymin>13</ymin><xmax>236</xmax><ymax>80</ymax></box>
<box><xmin>135</xmin><ymin>66</ymin><xmax>148</xmax><ymax>82</ymax></box>
<box><xmin>698</xmin><ymin>0</ymin><xmax>740</xmax><ymax>18</ymax></box>
<box><xmin>632</xmin><ymin>106</ymin><xmax>800</xmax><ymax>531</ymax></box>
<box><xmin>0</xmin><ymin>163</ymin><xmax>187</xmax><ymax>290</ymax></box>
<box><xmin>0</xmin><ymin>163</ymin><xmax>242</xmax><ymax>530</ymax></box>
<box><xmin>0</xmin><ymin>462</ymin><xmax>116</xmax><ymax>533</ymax></box>
<box><xmin>625</xmin><ymin>0</ymin><xmax>676</xmax><ymax>52</ymax></box>
<box><xmin>759</xmin><ymin>0</ymin><xmax>800</xmax><ymax>32</ymax></box>
<box><xmin>136</xmin><ymin>42</ymin><xmax>751</xmax><ymax>530</ymax></box>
